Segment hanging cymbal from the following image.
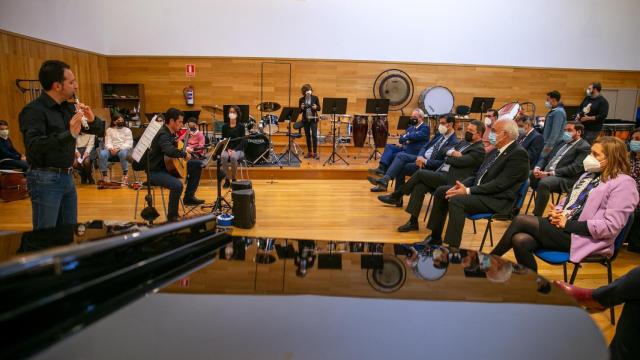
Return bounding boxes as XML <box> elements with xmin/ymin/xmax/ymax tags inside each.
<box><xmin>202</xmin><ymin>105</ymin><xmax>222</xmax><ymax>113</ymax></box>
<box><xmin>257</xmin><ymin>102</ymin><xmax>281</xmax><ymax>113</ymax></box>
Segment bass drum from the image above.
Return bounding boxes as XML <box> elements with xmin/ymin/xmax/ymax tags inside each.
<box><xmin>418</xmin><ymin>86</ymin><xmax>454</xmax><ymax>116</ymax></box>
<box><xmin>498</xmin><ymin>102</ymin><xmax>521</xmax><ymax>120</ymax></box>
<box><xmin>371</xmin><ymin>115</ymin><xmax>389</xmax><ymax>148</ymax></box>
<box><xmin>244</xmin><ymin>134</ymin><xmax>270</xmax><ymax>164</ymax></box>
<box><xmin>351</xmin><ymin>115</ymin><xmax>369</xmax><ymax>147</ymax></box>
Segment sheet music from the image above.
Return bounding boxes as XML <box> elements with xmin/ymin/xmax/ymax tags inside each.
<box><xmin>132</xmin><ymin>115</ymin><xmax>163</xmax><ymax>162</ymax></box>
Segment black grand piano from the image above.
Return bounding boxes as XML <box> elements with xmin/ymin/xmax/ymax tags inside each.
<box><xmin>0</xmin><ymin>215</ymin><xmax>607</xmax><ymax>359</ymax></box>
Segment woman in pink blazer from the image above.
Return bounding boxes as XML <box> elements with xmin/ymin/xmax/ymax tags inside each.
<box><xmin>491</xmin><ymin>136</ymin><xmax>639</xmax><ymax>272</ymax></box>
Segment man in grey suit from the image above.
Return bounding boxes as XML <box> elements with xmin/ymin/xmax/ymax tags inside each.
<box><xmin>530</xmin><ymin>121</ymin><xmax>591</xmax><ymax>216</ymax></box>
<box><xmin>379</xmin><ymin>121</ymin><xmax>486</xmax><ymax>233</ymax></box>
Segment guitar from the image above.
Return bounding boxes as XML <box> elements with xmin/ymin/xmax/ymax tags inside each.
<box><xmin>164</xmin><ymin>130</ymin><xmax>190</xmax><ymax>178</ymax></box>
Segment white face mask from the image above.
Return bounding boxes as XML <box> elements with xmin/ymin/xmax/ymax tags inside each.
<box><xmin>544</xmin><ymin>101</ymin><xmax>552</xmax><ymax>109</ymax></box>
<box><xmin>228</xmin><ymin>112</ymin><xmax>237</xmax><ymax>120</ymax></box>
<box><xmin>306</xmin><ymin>90</ymin><xmax>312</xmax><ymax>95</ymax></box>
<box><xmin>484</xmin><ymin>117</ymin><xmax>492</xmax><ymax>127</ymax></box>
<box><xmin>0</xmin><ymin>129</ymin><xmax>8</xmax><ymax>139</ymax></box>
<box><xmin>438</xmin><ymin>124</ymin><xmax>448</xmax><ymax>135</ymax></box>
<box><xmin>583</xmin><ymin>154</ymin><xmax>602</xmax><ymax>173</ymax></box>
<box><xmin>586</xmin><ymin>89</ymin><xmax>592</xmax><ymax>97</ymax></box>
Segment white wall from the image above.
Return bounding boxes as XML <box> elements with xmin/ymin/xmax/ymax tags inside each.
<box><xmin>2</xmin><ymin>0</ymin><xmax>639</xmax><ymax>70</ymax></box>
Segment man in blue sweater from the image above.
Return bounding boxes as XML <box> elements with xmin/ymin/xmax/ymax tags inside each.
<box><xmin>541</xmin><ymin>90</ymin><xmax>566</xmax><ymax>157</ymax></box>
<box><xmin>0</xmin><ymin>120</ymin><xmax>29</xmax><ymax>172</ymax></box>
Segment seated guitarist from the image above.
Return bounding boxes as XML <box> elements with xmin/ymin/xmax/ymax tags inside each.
<box><xmin>149</xmin><ymin>108</ymin><xmax>204</xmax><ymax>221</ymax></box>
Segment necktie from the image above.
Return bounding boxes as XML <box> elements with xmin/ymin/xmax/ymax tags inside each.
<box><xmin>476</xmin><ymin>150</ymin><xmax>499</xmax><ymax>185</ymax></box>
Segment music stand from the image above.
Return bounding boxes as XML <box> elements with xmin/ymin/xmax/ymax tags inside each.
<box><xmin>397</xmin><ymin>116</ymin><xmax>411</xmax><ymax>131</ymax></box>
<box><xmin>321</xmin><ymin>98</ymin><xmax>349</xmax><ymax>166</ymax></box>
<box><xmin>201</xmin><ymin>139</ymin><xmax>232</xmax><ymax>214</ymax></box>
<box><xmin>470</xmin><ymin>97</ymin><xmax>495</xmax><ymax>118</ymax></box>
<box><xmin>278</xmin><ymin>107</ymin><xmax>302</xmax><ymax>164</ymax></box>
<box><xmin>365</xmin><ymin>98</ymin><xmax>390</xmax><ymax>115</ymax></box>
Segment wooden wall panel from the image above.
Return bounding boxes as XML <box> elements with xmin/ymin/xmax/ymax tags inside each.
<box><xmin>0</xmin><ymin>30</ymin><xmax>108</xmax><ymax>153</ymax></box>
<box><xmin>107</xmin><ymin>56</ymin><xmax>640</xmax><ymax>131</ymax></box>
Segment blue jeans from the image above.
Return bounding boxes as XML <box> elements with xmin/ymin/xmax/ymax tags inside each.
<box><xmin>98</xmin><ymin>149</ymin><xmax>129</xmax><ymax>173</ymax></box>
<box><xmin>379</xmin><ymin>144</ymin><xmax>403</xmax><ymax>169</ymax></box>
<box><xmin>149</xmin><ymin>171</ymin><xmax>183</xmax><ymax>219</ymax></box>
<box><xmin>26</xmin><ymin>169</ymin><xmax>77</xmax><ymax>230</ymax></box>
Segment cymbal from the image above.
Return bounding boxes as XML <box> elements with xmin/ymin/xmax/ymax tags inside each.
<box><xmin>202</xmin><ymin>105</ymin><xmax>222</xmax><ymax>113</ymax></box>
<box><xmin>257</xmin><ymin>102</ymin><xmax>281</xmax><ymax>112</ymax></box>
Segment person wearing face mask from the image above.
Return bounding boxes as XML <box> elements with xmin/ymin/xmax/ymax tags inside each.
<box><xmin>98</xmin><ymin>113</ymin><xmax>133</xmax><ymax>184</ymax></box>
<box><xmin>422</xmin><ymin>119</ymin><xmax>529</xmax><ymax>248</ymax></box>
<box><xmin>0</xmin><ymin>120</ymin><xmax>29</xmax><ymax>172</ymax></box>
<box><xmin>298</xmin><ymin>84</ymin><xmax>321</xmax><ymax>159</ymax></box>
<box><xmin>530</xmin><ymin>121</ymin><xmax>591</xmax><ymax>216</ymax></box>
<box><xmin>627</xmin><ymin>128</ymin><xmax>640</xmax><ymax>253</ymax></box>
<box><xmin>380</xmin><ymin>121</ymin><xmax>486</xmax><ymax>232</ymax></box>
<box><xmin>368</xmin><ymin>108</ymin><xmax>429</xmax><ymax>176</ymax></box>
<box><xmin>481</xmin><ymin>109</ymin><xmax>498</xmax><ymax>153</ymax></box>
<box><xmin>221</xmin><ymin>105</ymin><xmax>246</xmax><ymax>188</ymax></box>
<box><xmin>368</xmin><ymin>114</ymin><xmax>458</xmax><ymax>192</ymax></box>
<box><xmin>576</xmin><ymin>81</ymin><xmax>609</xmax><ymax>144</ymax></box>
<box><xmin>516</xmin><ymin>115</ymin><xmax>544</xmax><ymax>169</ymax></box>
<box><xmin>178</xmin><ymin>118</ymin><xmax>206</xmax><ymax>159</ymax></box>
<box><xmin>19</xmin><ymin>60</ymin><xmax>105</xmax><ymax>230</ymax></box>
<box><xmin>541</xmin><ymin>90</ymin><xmax>567</xmax><ymax>157</ymax></box>
<box><xmin>492</xmin><ymin>136</ymin><xmax>638</xmax><ymax>274</ymax></box>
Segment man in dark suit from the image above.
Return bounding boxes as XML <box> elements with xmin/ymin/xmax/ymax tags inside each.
<box><xmin>368</xmin><ymin>114</ymin><xmax>458</xmax><ymax>192</ymax></box>
<box><xmin>423</xmin><ymin>119</ymin><xmax>530</xmax><ymax>248</ymax></box>
<box><xmin>516</xmin><ymin>115</ymin><xmax>544</xmax><ymax>169</ymax></box>
<box><xmin>369</xmin><ymin>108</ymin><xmax>429</xmax><ymax>175</ymax></box>
<box><xmin>530</xmin><ymin>121</ymin><xmax>591</xmax><ymax>216</ymax></box>
<box><xmin>379</xmin><ymin>120</ymin><xmax>486</xmax><ymax>233</ymax></box>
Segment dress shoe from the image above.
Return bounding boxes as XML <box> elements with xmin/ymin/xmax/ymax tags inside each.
<box><xmin>314</xmin><ymin>153</ymin><xmax>320</xmax><ymax>160</ymax></box>
<box><xmin>304</xmin><ymin>153</ymin><xmax>313</xmax><ymax>159</ymax></box>
<box><xmin>367</xmin><ymin>176</ymin><xmax>380</xmax><ymax>186</ymax></box>
<box><xmin>397</xmin><ymin>220</ymin><xmax>419</xmax><ymax>232</ymax></box>
<box><xmin>420</xmin><ymin>236</ymin><xmax>442</xmax><ymax>246</ymax></box>
<box><xmin>378</xmin><ymin>194</ymin><xmax>403</xmax><ymax>207</ymax></box>
<box><xmin>553</xmin><ymin>281</ymin><xmax>606</xmax><ymax>312</ymax></box>
<box><xmin>375</xmin><ymin>177</ymin><xmax>389</xmax><ymax>188</ymax></box>
<box><xmin>184</xmin><ymin>196</ymin><xmax>205</xmax><ymax>206</ymax></box>
<box><xmin>370</xmin><ymin>185</ymin><xmax>387</xmax><ymax>192</ymax></box>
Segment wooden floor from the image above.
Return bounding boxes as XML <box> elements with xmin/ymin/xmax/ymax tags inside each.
<box><xmin>1</xmin><ymin>178</ymin><xmax>638</xmax><ymax>344</ymax></box>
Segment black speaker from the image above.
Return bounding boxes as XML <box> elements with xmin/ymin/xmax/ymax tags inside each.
<box><xmin>231</xmin><ymin>180</ymin><xmax>252</xmax><ymax>191</ymax></box>
<box><xmin>232</xmin><ymin>189</ymin><xmax>256</xmax><ymax>229</ymax></box>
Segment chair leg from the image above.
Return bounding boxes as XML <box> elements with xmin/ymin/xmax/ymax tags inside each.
<box><xmin>423</xmin><ymin>194</ymin><xmax>433</xmax><ymax>223</ymax></box>
<box><xmin>607</xmin><ymin>261</ymin><xmax>615</xmax><ymax>325</ymax></box>
<box><xmin>479</xmin><ymin>220</ymin><xmax>491</xmax><ymax>252</ymax></box>
<box><xmin>488</xmin><ymin>218</ymin><xmax>494</xmax><ymax>247</ymax></box>
<box><xmin>472</xmin><ymin>220</ymin><xmax>477</xmax><ymax>234</ymax></box>
<box><xmin>525</xmin><ymin>190</ymin><xmax>536</xmax><ymax>214</ymax></box>
<box><xmin>562</xmin><ymin>263</ymin><xmax>568</xmax><ymax>283</ymax></box>
<box><xmin>134</xmin><ymin>188</ymin><xmax>140</xmax><ymax>219</ymax></box>
<box><xmin>569</xmin><ymin>263</ymin><xmax>581</xmax><ymax>284</ymax></box>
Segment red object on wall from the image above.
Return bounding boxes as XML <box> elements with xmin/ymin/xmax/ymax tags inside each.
<box><xmin>186</xmin><ymin>64</ymin><xmax>196</xmax><ymax>77</ymax></box>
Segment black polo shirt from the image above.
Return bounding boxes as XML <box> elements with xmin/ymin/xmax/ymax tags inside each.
<box><xmin>19</xmin><ymin>92</ymin><xmax>104</xmax><ymax>169</ymax></box>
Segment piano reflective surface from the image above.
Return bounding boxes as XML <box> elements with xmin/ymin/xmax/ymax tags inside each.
<box><xmin>0</xmin><ymin>215</ymin><xmax>607</xmax><ymax>360</ymax></box>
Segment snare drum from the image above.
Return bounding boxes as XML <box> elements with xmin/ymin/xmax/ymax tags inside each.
<box><xmin>498</xmin><ymin>102</ymin><xmax>521</xmax><ymax>120</ymax></box>
<box><xmin>352</xmin><ymin>115</ymin><xmax>369</xmax><ymax>147</ymax></box>
<box><xmin>261</xmin><ymin>114</ymin><xmax>279</xmax><ymax>134</ymax></box>
<box><xmin>418</xmin><ymin>86</ymin><xmax>454</xmax><ymax>116</ymax></box>
<box><xmin>244</xmin><ymin>133</ymin><xmax>270</xmax><ymax>163</ymax></box>
<box><xmin>371</xmin><ymin>114</ymin><xmax>389</xmax><ymax>148</ymax></box>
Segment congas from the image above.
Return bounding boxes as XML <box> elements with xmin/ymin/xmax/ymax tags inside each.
<box><xmin>498</xmin><ymin>102</ymin><xmax>521</xmax><ymax>120</ymax></box>
<box><xmin>418</xmin><ymin>86</ymin><xmax>454</xmax><ymax>116</ymax></box>
<box><xmin>600</xmin><ymin>122</ymin><xmax>635</xmax><ymax>141</ymax></box>
<box><xmin>261</xmin><ymin>114</ymin><xmax>279</xmax><ymax>135</ymax></box>
<box><xmin>352</xmin><ymin>115</ymin><xmax>369</xmax><ymax>147</ymax></box>
<box><xmin>371</xmin><ymin>114</ymin><xmax>389</xmax><ymax>148</ymax></box>
<box><xmin>244</xmin><ymin>133</ymin><xmax>270</xmax><ymax>163</ymax></box>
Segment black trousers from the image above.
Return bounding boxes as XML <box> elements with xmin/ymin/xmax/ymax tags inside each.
<box><xmin>426</xmin><ymin>187</ymin><xmax>505</xmax><ymax>247</ymax></box>
<box><xmin>593</xmin><ymin>266</ymin><xmax>640</xmax><ymax>360</ymax></box>
<box><xmin>583</xmin><ymin>130</ymin><xmax>600</xmax><ymax>144</ymax></box>
<box><xmin>402</xmin><ymin>170</ymin><xmax>452</xmax><ymax>218</ymax></box>
<box><xmin>530</xmin><ymin>174</ymin><xmax>572</xmax><ymax>216</ymax></box>
<box><xmin>303</xmin><ymin>120</ymin><xmax>318</xmax><ymax>153</ymax></box>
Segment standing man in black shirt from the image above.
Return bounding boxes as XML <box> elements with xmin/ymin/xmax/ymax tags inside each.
<box><xmin>19</xmin><ymin>60</ymin><xmax>105</xmax><ymax>230</ymax></box>
<box><xmin>576</xmin><ymin>81</ymin><xmax>609</xmax><ymax>144</ymax></box>
<box><xmin>148</xmin><ymin>108</ymin><xmax>203</xmax><ymax>222</ymax></box>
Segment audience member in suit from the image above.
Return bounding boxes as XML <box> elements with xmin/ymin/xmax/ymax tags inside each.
<box><xmin>423</xmin><ymin>119</ymin><xmax>530</xmax><ymax>248</ymax></box>
<box><xmin>379</xmin><ymin>120</ymin><xmax>486</xmax><ymax>233</ymax></box>
<box><xmin>368</xmin><ymin>114</ymin><xmax>458</xmax><ymax>192</ymax></box>
<box><xmin>555</xmin><ymin>266</ymin><xmax>640</xmax><ymax>360</ymax></box>
<box><xmin>369</xmin><ymin>108</ymin><xmax>430</xmax><ymax>176</ymax></box>
<box><xmin>541</xmin><ymin>90</ymin><xmax>567</xmax><ymax>157</ymax></box>
<box><xmin>530</xmin><ymin>121</ymin><xmax>591</xmax><ymax>216</ymax></box>
<box><xmin>491</xmin><ymin>137</ymin><xmax>639</xmax><ymax>273</ymax></box>
<box><xmin>627</xmin><ymin>128</ymin><xmax>640</xmax><ymax>253</ymax></box>
<box><xmin>516</xmin><ymin>115</ymin><xmax>544</xmax><ymax>169</ymax></box>
<box><xmin>0</xmin><ymin>119</ymin><xmax>29</xmax><ymax>172</ymax></box>
<box><xmin>481</xmin><ymin>109</ymin><xmax>498</xmax><ymax>153</ymax></box>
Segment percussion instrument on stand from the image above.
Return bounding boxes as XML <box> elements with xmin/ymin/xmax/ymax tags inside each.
<box><xmin>497</xmin><ymin>102</ymin><xmax>521</xmax><ymax>120</ymax></box>
<box><xmin>252</xmin><ymin>102</ymin><xmax>282</xmax><ymax>167</ymax></box>
<box><xmin>0</xmin><ymin>170</ymin><xmax>27</xmax><ymax>202</ymax></box>
<box><xmin>367</xmin><ymin>114</ymin><xmax>389</xmax><ymax>162</ymax></box>
<box><xmin>351</xmin><ymin>115</ymin><xmax>369</xmax><ymax>147</ymax></box>
<box><xmin>335</xmin><ymin>115</ymin><xmax>352</xmax><ymax>159</ymax></box>
<box><xmin>600</xmin><ymin>121</ymin><xmax>636</xmax><ymax>141</ymax></box>
<box><xmin>418</xmin><ymin>86</ymin><xmax>454</xmax><ymax>132</ymax></box>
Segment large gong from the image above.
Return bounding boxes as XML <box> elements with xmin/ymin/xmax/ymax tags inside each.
<box><xmin>373</xmin><ymin>69</ymin><xmax>414</xmax><ymax>113</ymax></box>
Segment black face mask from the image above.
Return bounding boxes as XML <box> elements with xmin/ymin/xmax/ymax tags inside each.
<box><xmin>464</xmin><ymin>131</ymin><xmax>474</xmax><ymax>142</ymax></box>
<box><xmin>116</xmin><ymin>122</ymin><xmax>124</xmax><ymax>128</ymax></box>
<box><xmin>189</xmin><ymin>126</ymin><xmax>198</xmax><ymax>132</ymax></box>
<box><xmin>409</xmin><ymin>117</ymin><xmax>419</xmax><ymax>126</ymax></box>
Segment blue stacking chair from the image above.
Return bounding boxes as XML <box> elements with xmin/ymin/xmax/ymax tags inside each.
<box><xmin>534</xmin><ymin>213</ymin><xmax>634</xmax><ymax>325</ymax></box>
<box><xmin>466</xmin><ymin>179</ymin><xmax>530</xmax><ymax>252</ymax></box>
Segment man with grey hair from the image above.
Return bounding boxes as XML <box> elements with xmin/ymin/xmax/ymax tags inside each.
<box><xmin>422</xmin><ymin>119</ymin><xmax>530</xmax><ymax>248</ymax></box>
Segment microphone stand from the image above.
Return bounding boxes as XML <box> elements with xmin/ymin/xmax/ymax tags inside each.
<box><xmin>140</xmin><ymin>147</ymin><xmax>160</xmax><ymax>224</ymax></box>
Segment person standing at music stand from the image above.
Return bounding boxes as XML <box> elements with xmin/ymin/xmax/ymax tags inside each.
<box><xmin>18</xmin><ymin>60</ymin><xmax>105</xmax><ymax>230</ymax></box>
<box><xmin>221</xmin><ymin>106</ymin><xmax>246</xmax><ymax>188</ymax></box>
<box><xmin>299</xmin><ymin>84</ymin><xmax>321</xmax><ymax>159</ymax></box>
<box><xmin>148</xmin><ymin>108</ymin><xmax>204</xmax><ymax>222</ymax></box>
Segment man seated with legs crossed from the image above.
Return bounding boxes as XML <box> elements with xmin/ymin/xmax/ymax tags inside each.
<box><xmin>368</xmin><ymin>114</ymin><xmax>458</xmax><ymax>193</ymax></box>
<box><xmin>530</xmin><ymin>121</ymin><xmax>591</xmax><ymax>216</ymax></box>
<box><xmin>381</xmin><ymin>120</ymin><xmax>486</xmax><ymax>232</ymax></box>
<box><xmin>422</xmin><ymin>119</ymin><xmax>530</xmax><ymax>247</ymax></box>
<box><xmin>148</xmin><ymin>108</ymin><xmax>204</xmax><ymax>222</ymax></box>
<box><xmin>369</xmin><ymin>108</ymin><xmax>429</xmax><ymax>176</ymax></box>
